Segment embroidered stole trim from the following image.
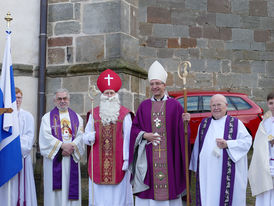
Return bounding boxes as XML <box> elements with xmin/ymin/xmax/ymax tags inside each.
<box><xmin>219</xmin><ymin>116</ymin><xmax>238</xmax><ymax>206</ymax></box>
<box><xmin>151</xmin><ymin>101</ymin><xmax>169</xmax><ymax>200</ymax></box>
<box><xmin>99</xmin><ymin>123</ymin><xmax>117</xmax><ymax>184</ymax></box>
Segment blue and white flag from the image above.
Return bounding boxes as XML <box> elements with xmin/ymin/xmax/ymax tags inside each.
<box><xmin>0</xmin><ymin>30</ymin><xmax>22</xmax><ymax>187</ymax></box>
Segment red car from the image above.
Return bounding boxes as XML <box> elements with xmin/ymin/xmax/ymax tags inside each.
<box><xmin>169</xmin><ymin>91</ymin><xmax>264</xmax><ymax>144</ymax></box>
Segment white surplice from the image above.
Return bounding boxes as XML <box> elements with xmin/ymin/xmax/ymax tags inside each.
<box><xmin>249</xmin><ymin>111</ymin><xmax>274</xmax><ymax>206</ymax></box>
<box><xmin>39</xmin><ymin>110</ymin><xmax>85</xmax><ymax>206</ymax></box>
<box><xmin>190</xmin><ymin>115</ymin><xmax>252</xmax><ymax>206</ymax></box>
<box><xmin>83</xmin><ymin>113</ymin><xmax>133</xmax><ymax>206</ymax></box>
<box><xmin>0</xmin><ymin>109</ymin><xmax>37</xmax><ymax>206</ymax></box>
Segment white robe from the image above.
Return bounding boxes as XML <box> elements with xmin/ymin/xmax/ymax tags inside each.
<box><xmin>39</xmin><ymin>110</ymin><xmax>85</xmax><ymax>206</ymax></box>
<box><xmin>135</xmin><ymin>197</ymin><xmax>184</xmax><ymax>206</ymax></box>
<box><xmin>0</xmin><ymin>109</ymin><xmax>37</xmax><ymax>206</ymax></box>
<box><xmin>190</xmin><ymin>115</ymin><xmax>252</xmax><ymax>206</ymax></box>
<box><xmin>249</xmin><ymin>111</ymin><xmax>274</xmax><ymax>206</ymax></box>
<box><xmin>83</xmin><ymin>113</ymin><xmax>133</xmax><ymax>206</ymax></box>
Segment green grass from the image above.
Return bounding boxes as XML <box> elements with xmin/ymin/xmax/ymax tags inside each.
<box><xmin>37</xmin><ymin>150</ymin><xmax>256</xmax><ymax>205</ymax></box>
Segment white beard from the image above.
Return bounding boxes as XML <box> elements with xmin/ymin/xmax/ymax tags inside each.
<box><xmin>99</xmin><ymin>93</ymin><xmax>120</xmax><ymax>126</ymax></box>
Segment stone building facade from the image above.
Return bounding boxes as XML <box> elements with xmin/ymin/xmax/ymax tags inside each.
<box><xmin>46</xmin><ymin>0</ymin><xmax>274</xmax><ymax>114</ymax></box>
<box><xmin>46</xmin><ymin>0</ymin><xmax>146</xmax><ymax>116</ymax></box>
<box><xmin>1</xmin><ymin>0</ymin><xmax>274</xmax><ymax>117</ymax></box>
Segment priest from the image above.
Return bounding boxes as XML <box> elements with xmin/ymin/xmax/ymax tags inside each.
<box><xmin>83</xmin><ymin>69</ymin><xmax>134</xmax><ymax>206</ymax></box>
<box><xmin>39</xmin><ymin>88</ymin><xmax>85</xmax><ymax>206</ymax></box>
<box><xmin>190</xmin><ymin>94</ymin><xmax>252</xmax><ymax>206</ymax></box>
<box><xmin>129</xmin><ymin>60</ymin><xmax>190</xmax><ymax>206</ymax></box>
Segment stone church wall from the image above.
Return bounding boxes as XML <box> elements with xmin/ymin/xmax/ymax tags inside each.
<box><xmin>0</xmin><ymin>0</ymin><xmax>273</xmax><ymax>116</ymax></box>
<box><xmin>137</xmin><ymin>0</ymin><xmax>274</xmax><ymax>110</ymax></box>
<box><xmin>47</xmin><ymin>0</ymin><xmax>274</xmax><ymax>111</ymax></box>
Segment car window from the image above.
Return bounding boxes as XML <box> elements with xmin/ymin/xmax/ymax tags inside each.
<box><xmin>177</xmin><ymin>96</ymin><xmax>199</xmax><ymax>113</ymax></box>
<box><xmin>202</xmin><ymin>96</ymin><xmax>211</xmax><ymax>112</ymax></box>
<box><xmin>230</xmin><ymin>96</ymin><xmax>252</xmax><ymax>110</ymax></box>
<box><xmin>226</xmin><ymin>97</ymin><xmax>236</xmax><ymax>111</ymax></box>
<box><xmin>202</xmin><ymin>96</ymin><xmax>236</xmax><ymax>111</ymax></box>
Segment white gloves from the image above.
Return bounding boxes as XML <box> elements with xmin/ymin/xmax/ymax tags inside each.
<box><xmin>89</xmin><ymin>131</ymin><xmax>96</xmax><ymax>145</ymax></box>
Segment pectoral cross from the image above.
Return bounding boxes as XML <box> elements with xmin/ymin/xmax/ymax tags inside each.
<box><xmin>154</xmin><ymin>117</ymin><xmax>161</xmax><ymax>128</ymax></box>
<box><xmin>0</xmin><ymin>108</ymin><xmax>13</xmax><ymax>115</ymax></box>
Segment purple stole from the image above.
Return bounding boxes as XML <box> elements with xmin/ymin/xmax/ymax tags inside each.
<box><xmin>50</xmin><ymin>107</ymin><xmax>79</xmax><ymax>200</ymax></box>
<box><xmin>151</xmin><ymin>101</ymin><xmax>169</xmax><ymax>200</ymax></box>
<box><xmin>196</xmin><ymin>115</ymin><xmax>238</xmax><ymax>206</ymax></box>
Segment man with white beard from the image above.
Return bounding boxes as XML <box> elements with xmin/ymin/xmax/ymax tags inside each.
<box><xmin>83</xmin><ymin>69</ymin><xmax>134</xmax><ymax>206</ymax></box>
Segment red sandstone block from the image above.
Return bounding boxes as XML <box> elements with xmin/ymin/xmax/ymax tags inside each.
<box><xmin>48</xmin><ymin>37</ymin><xmax>73</xmax><ymax>47</ymax></box>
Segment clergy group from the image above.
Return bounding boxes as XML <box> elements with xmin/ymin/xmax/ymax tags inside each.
<box><xmin>0</xmin><ymin>61</ymin><xmax>273</xmax><ymax>206</ymax></box>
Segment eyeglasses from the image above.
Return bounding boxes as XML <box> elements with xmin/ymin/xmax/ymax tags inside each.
<box><xmin>56</xmin><ymin>97</ymin><xmax>68</xmax><ymax>101</ymax></box>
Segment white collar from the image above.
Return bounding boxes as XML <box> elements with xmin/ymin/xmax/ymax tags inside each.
<box><xmin>151</xmin><ymin>94</ymin><xmax>168</xmax><ymax>101</ymax></box>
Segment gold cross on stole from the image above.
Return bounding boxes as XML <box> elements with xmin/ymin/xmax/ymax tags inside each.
<box><xmin>154</xmin><ymin>145</ymin><xmax>167</xmax><ymax>158</ymax></box>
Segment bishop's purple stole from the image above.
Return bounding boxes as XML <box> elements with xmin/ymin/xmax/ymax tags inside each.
<box><xmin>196</xmin><ymin>115</ymin><xmax>238</xmax><ymax>206</ymax></box>
<box><xmin>50</xmin><ymin>107</ymin><xmax>79</xmax><ymax>200</ymax></box>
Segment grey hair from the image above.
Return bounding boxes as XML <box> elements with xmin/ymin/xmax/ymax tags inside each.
<box><xmin>53</xmin><ymin>88</ymin><xmax>70</xmax><ymax>100</ymax></box>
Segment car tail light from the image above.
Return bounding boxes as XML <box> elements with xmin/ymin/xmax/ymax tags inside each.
<box><xmin>258</xmin><ymin>112</ymin><xmax>264</xmax><ymax>121</ymax></box>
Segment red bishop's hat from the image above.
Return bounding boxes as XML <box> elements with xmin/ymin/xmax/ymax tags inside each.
<box><xmin>97</xmin><ymin>69</ymin><xmax>122</xmax><ymax>93</ymax></box>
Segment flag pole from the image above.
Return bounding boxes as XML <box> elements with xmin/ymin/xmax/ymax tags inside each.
<box><xmin>5</xmin><ymin>12</ymin><xmax>13</xmax><ymax>28</ymax></box>
<box><xmin>4</xmin><ymin>13</ymin><xmax>13</xmax><ymax>206</ymax></box>
<box><xmin>87</xmin><ymin>85</ymin><xmax>99</xmax><ymax>206</ymax></box>
<box><xmin>177</xmin><ymin>61</ymin><xmax>191</xmax><ymax>206</ymax></box>
<box><xmin>0</xmin><ymin>13</ymin><xmax>14</xmax><ymax>116</ymax></box>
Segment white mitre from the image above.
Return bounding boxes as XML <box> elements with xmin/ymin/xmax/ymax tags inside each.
<box><xmin>148</xmin><ymin>60</ymin><xmax>168</xmax><ymax>83</ymax></box>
